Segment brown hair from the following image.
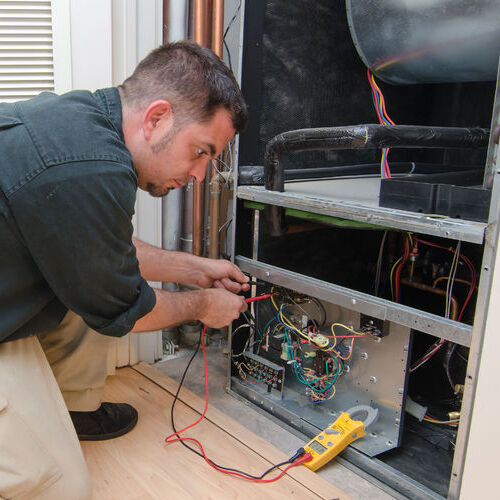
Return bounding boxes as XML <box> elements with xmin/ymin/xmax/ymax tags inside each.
<box><xmin>119</xmin><ymin>41</ymin><xmax>247</xmax><ymax>132</ymax></box>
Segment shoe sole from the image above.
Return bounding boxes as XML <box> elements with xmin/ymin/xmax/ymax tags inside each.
<box><xmin>77</xmin><ymin>411</ymin><xmax>138</xmax><ymax>441</ymax></box>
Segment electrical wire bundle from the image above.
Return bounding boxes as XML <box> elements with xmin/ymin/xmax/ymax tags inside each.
<box><xmin>166</xmin><ymin>325</ymin><xmax>312</xmax><ymax>483</ymax></box>
<box><xmin>268</xmin><ymin>292</ymin><xmax>371</xmax><ymax>403</ymax></box>
<box><xmin>386</xmin><ymin>234</ymin><xmax>475</xmax><ymax>431</ymax></box>
<box><xmin>389</xmin><ymin>233</ymin><xmax>414</xmax><ymax>302</ymax></box>
<box><xmin>367</xmin><ymin>68</ymin><xmax>395</xmax><ymax>179</ymax></box>
<box><xmin>423</xmin><ymin>414</ymin><xmax>459</xmax><ymax>427</ymax></box>
<box><xmin>282</xmin><ymin>327</ymin><xmax>341</xmax><ymax>403</ymax></box>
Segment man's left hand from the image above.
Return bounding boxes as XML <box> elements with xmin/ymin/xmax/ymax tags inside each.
<box><xmin>194</xmin><ymin>258</ymin><xmax>250</xmax><ymax>293</ymax></box>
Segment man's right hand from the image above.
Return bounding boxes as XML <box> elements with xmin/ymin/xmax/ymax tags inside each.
<box><xmin>132</xmin><ymin>288</ymin><xmax>248</xmax><ymax>333</ymax></box>
<box><xmin>197</xmin><ymin>289</ymin><xmax>248</xmax><ymax>329</ymax></box>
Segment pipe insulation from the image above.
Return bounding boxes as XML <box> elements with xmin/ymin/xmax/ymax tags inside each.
<box><xmin>263</xmin><ymin>124</ymin><xmax>490</xmax><ymax>235</ymax></box>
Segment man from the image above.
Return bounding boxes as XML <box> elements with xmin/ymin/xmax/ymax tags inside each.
<box><xmin>0</xmin><ymin>41</ymin><xmax>248</xmax><ymax>499</ymax></box>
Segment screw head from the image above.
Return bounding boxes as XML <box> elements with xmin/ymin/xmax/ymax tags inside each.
<box><xmin>369</xmin><ymin>376</ymin><xmax>377</xmax><ymax>383</ymax></box>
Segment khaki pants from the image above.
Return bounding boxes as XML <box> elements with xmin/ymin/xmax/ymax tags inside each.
<box><xmin>0</xmin><ymin>311</ymin><xmax>113</xmax><ymax>500</ymax></box>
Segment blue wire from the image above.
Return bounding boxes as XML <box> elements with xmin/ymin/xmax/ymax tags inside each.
<box><xmin>372</xmin><ymin>87</ymin><xmax>391</xmax><ymax>126</ymax></box>
<box><xmin>279</xmin><ymin>306</ymin><xmax>343</xmax><ymax>397</ymax></box>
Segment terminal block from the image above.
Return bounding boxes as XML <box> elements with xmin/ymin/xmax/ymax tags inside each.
<box><xmin>241</xmin><ymin>352</ymin><xmax>285</xmax><ymax>397</ymax></box>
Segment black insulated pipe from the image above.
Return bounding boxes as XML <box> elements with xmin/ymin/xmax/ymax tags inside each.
<box><xmin>263</xmin><ymin>124</ymin><xmax>489</xmax><ymax>236</ymax></box>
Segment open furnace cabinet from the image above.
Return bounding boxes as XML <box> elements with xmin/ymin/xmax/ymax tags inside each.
<box><xmin>225</xmin><ymin>2</ymin><xmax>500</xmax><ymax>498</ymax></box>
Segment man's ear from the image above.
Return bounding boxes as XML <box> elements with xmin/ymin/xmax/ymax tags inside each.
<box><xmin>142</xmin><ymin>100</ymin><xmax>173</xmax><ymax>142</ymax></box>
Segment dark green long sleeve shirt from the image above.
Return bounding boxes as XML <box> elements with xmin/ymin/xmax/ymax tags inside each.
<box><xmin>0</xmin><ymin>88</ymin><xmax>156</xmax><ymax>342</ymax></box>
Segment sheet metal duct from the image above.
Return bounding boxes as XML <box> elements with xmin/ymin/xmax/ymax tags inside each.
<box><xmin>346</xmin><ymin>0</ymin><xmax>500</xmax><ymax>84</ymax></box>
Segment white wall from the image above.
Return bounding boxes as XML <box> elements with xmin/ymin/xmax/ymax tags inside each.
<box><xmin>52</xmin><ymin>0</ymin><xmax>164</xmax><ymax>367</ymax></box>
<box><xmin>112</xmin><ymin>0</ymin><xmax>164</xmax><ymax>366</ymax></box>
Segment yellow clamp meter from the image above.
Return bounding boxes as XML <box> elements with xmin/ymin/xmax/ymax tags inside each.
<box><xmin>303</xmin><ymin>405</ymin><xmax>378</xmax><ymax>471</ymax></box>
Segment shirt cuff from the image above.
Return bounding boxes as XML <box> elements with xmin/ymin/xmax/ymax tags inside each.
<box><xmin>85</xmin><ymin>279</ymin><xmax>157</xmax><ymax>337</ymax></box>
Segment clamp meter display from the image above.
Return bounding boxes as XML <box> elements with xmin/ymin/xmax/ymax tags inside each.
<box><xmin>303</xmin><ymin>405</ymin><xmax>378</xmax><ymax>471</ymax></box>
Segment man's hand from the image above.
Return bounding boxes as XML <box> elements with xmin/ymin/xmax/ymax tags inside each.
<box><xmin>197</xmin><ymin>289</ymin><xmax>248</xmax><ymax>328</ymax></box>
<box><xmin>193</xmin><ymin>258</ymin><xmax>250</xmax><ymax>293</ymax></box>
<box><xmin>132</xmin><ymin>288</ymin><xmax>248</xmax><ymax>332</ymax></box>
<box><xmin>133</xmin><ymin>238</ymin><xmax>250</xmax><ymax>292</ymax></box>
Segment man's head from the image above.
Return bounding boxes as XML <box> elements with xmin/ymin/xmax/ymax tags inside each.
<box><xmin>120</xmin><ymin>41</ymin><xmax>247</xmax><ymax>196</ymax></box>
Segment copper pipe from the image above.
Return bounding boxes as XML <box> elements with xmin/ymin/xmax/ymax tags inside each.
<box><xmin>432</xmin><ymin>276</ymin><xmax>475</xmax><ymax>289</ymax></box>
<box><xmin>211</xmin><ymin>0</ymin><xmax>224</xmax><ymax>57</ymax></box>
<box><xmin>207</xmin><ymin>0</ymin><xmax>225</xmax><ymax>259</ymax></box>
<box><xmin>208</xmin><ymin>168</ymin><xmax>222</xmax><ymax>258</ymax></box>
<box><xmin>205</xmin><ymin>0</ymin><xmax>214</xmax><ymax>47</ymax></box>
<box><xmin>193</xmin><ymin>0</ymin><xmax>206</xmax><ymax>44</ymax></box>
<box><xmin>400</xmin><ymin>279</ymin><xmax>458</xmax><ymax>321</ymax></box>
<box><xmin>192</xmin><ymin>0</ymin><xmax>208</xmax><ymax>256</ymax></box>
<box><xmin>208</xmin><ymin>171</ymin><xmax>230</xmax><ymax>258</ymax></box>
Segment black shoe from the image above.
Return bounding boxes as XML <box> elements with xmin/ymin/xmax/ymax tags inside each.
<box><xmin>69</xmin><ymin>402</ymin><xmax>138</xmax><ymax>441</ymax></box>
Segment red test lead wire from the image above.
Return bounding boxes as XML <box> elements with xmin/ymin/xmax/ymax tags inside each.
<box><xmin>245</xmin><ymin>293</ymin><xmax>278</xmax><ymax>303</ymax></box>
<box><xmin>165</xmin><ymin>324</ymin><xmax>312</xmax><ymax>482</ymax></box>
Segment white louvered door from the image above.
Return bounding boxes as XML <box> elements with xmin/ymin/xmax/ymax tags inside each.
<box><xmin>0</xmin><ymin>0</ymin><xmax>54</xmax><ymax>103</ymax></box>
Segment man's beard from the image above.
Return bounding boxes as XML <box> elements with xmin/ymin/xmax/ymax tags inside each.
<box><xmin>146</xmin><ymin>183</ymin><xmax>170</xmax><ymax>197</ymax></box>
<box><xmin>146</xmin><ymin>126</ymin><xmax>179</xmax><ymax>197</ymax></box>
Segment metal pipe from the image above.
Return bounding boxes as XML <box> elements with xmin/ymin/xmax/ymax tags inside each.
<box><xmin>192</xmin><ymin>0</ymin><xmax>208</xmax><ymax>256</ymax></box>
<box><xmin>433</xmin><ymin>277</ymin><xmax>475</xmax><ymax>289</ymax></box>
<box><xmin>207</xmin><ymin>0</ymin><xmax>225</xmax><ymax>259</ymax></box>
<box><xmin>264</xmin><ymin>124</ymin><xmax>490</xmax><ymax>235</ymax></box>
<box><xmin>208</xmin><ymin>168</ymin><xmax>222</xmax><ymax>258</ymax></box>
<box><xmin>400</xmin><ymin>279</ymin><xmax>458</xmax><ymax>321</ymax></box>
<box><xmin>162</xmin><ymin>0</ymin><xmax>188</xmax><ymax>293</ymax></box>
<box><xmin>211</xmin><ymin>0</ymin><xmax>224</xmax><ymax>57</ymax></box>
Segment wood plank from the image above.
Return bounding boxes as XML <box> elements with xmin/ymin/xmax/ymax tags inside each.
<box><xmin>133</xmin><ymin>361</ymin><xmax>352</xmax><ymax>500</ymax></box>
<box><xmin>82</xmin><ymin>367</ymin><xmax>347</xmax><ymax>500</ymax></box>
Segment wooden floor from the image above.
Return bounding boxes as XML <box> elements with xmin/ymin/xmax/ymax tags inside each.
<box><xmin>82</xmin><ymin>364</ymin><xmax>351</xmax><ymax>500</ymax></box>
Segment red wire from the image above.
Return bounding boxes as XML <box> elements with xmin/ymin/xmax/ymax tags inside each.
<box><xmin>165</xmin><ymin>325</ymin><xmax>313</xmax><ymax>482</ymax></box>
<box><xmin>414</xmin><ymin>237</ymin><xmax>476</xmax><ymax>321</ymax></box>
<box><xmin>395</xmin><ymin>237</ymin><xmax>410</xmax><ymax>301</ymax></box>
<box><xmin>331</xmin><ymin>337</ymin><xmax>355</xmax><ymax>361</ymax></box>
<box><xmin>367</xmin><ymin>68</ymin><xmax>385</xmax><ymax>124</ymax></box>
<box><xmin>168</xmin><ymin>435</ymin><xmax>312</xmax><ymax>482</ymax></box>
<box><xmin>165</xmin><ymin>326</ymin><xmax>210</xmax><ymax>444</ymax></box>
<box><xmin>323</xmin><ymin>334</ymin><xmax>371</xmax><ymax>339</ymax></box>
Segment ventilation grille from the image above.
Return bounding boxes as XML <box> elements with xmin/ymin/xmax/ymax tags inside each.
<box><xmin>0</xmin><ymin>0</ymin><xmax>53</xmax><ymax>103</ymax></box>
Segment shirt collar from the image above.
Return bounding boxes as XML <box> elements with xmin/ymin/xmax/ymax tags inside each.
<box><xmin>93</xmin><ymin>87</ymin><xmax>124</xmax><ymax>142</ymax></box>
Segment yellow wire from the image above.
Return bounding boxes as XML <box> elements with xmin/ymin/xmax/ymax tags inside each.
<box><xmin>270</xmin><ymin>287</ymin><xmax>279</xmax><ymax>311</ymax></box>
<box><xmin>423</xmin><ymin>416</ymin><xmax>459</xmax><ymax>425</ymax></box>
<box><xmin>327</xmin><ymin>385</ymin><xmax>336</xmax><ymax>400</ymax></box>
<box><xmin>311</xmin><ymin>384</ymin><xmax>336</xmax><ymax>402</ymax></box>
<box><xmin>329</xmin><ymin>323</ymin><xmax>337</xmax><ymax>349</ymax></box>
<box><xmin>390</xmin><ymin>257</ymin><xmax>402</xmax><ymax>300</ymax></box>
<box><xmin>331</xmin><ymin>323</ymin><xmax>365</xmax><ymax>336</ymax></box>
<box><xmin>272</xmin><ymin>290</ymin><xmax>330</xmax><ymax>349</ymax></box>
<box><xmin>370</xmin><ymin>74</ymin><xmax>394</xmax><ymax>124</ymax></box>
